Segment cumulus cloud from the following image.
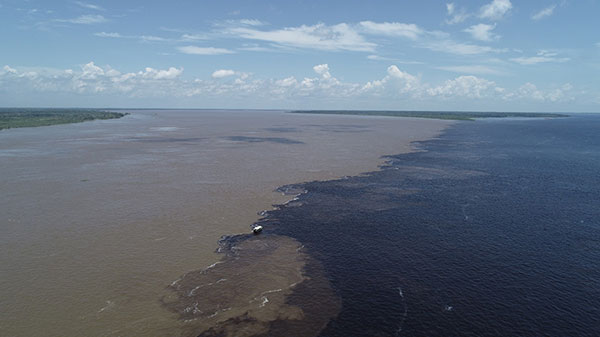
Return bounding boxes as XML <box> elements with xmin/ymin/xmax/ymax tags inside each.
<box><xmin>510</xmin><ymin>82</ymin><xmax>573</xmax><ymax>102</ymax></box>
<box><xmin>0</xmin><ymin>62</ymin><xmax>183</xmax><ymax>95</ymax></box>
<box><xmin>275</xmin><ymin>76</ymin><xmax>297</xmax><ymax>87</ymax></box>
<box><xmin>271</xmin><ymin>64</ymin><xmax>361</xmax><ymax>97</ymax></box>
<box><xmin>313</xmin><ymin>64</ymin><xmax>331</xmax><ymax>79</ymax></box>
<box><xmin>361</xmin><ymin>65</ymin><xmax>421</xmax><ymax>96</ymax></box>
<box><xmin>359</xmin><ymin>21</ymin><xmax>423</xmax><ymax>40</ymax></box>
<box><xmin>427</xmin><ymin>75</ymin><xmax>499</xmax><ymax>98</ymax></box>
<box><xmin>226</xmin><ymin>23</ymin><xmax>376</xmax><ymax>52</ymax></box>
<box><xmin>510</xmin><ymin>50</ymin><xmax>570</xmax><ymax>65</ymax></box>
<box><xmin>532</xmin><ymin>5</ymin><xmax>557</xmax><ymax>20</ymax></box>
<box><xmin>140</xmin><ymin>67</ymin><xmax>183</xmax><ymax>80</ymax></box>
<box><xmin>479</xmin><ymin>0</ymin><xmax>512</xmax><ymax>20</ymax></box>
<box><xmin>2</xmin><ymin>65</ymin><xmax>18</xmax><ymax>74</ymax></box>
<box><xmin>80</xmin><ymin>61</ymin><xmax>105</xmax><ymax>79</ymax></box>
<box><xmin>387</xmin><ymin>65</ymin><xmax>417</xmax><ymax>83</ymax></box>
<box><xmin>0</xmin><ymin>62</ymin><xmax>576</xmax><ymax>106</ymax></box>
<box><xmin>212</xmin><ymin>69</ymin><xmax>236</xmax><ymax>78</ymax></box>
<box><xmin>464</xmin><ymin>23</ymin><xmax>499</xmax><ymax>41</ymax></box>
<box><xmin>177</xmin><ymin>46</ymin><xmax>235</xmax><ymax>55</ymax></box>
<box><xmin>55</xmin><ymin>14</ymin><xmax>107</xmax><ymax>24</ymax></box>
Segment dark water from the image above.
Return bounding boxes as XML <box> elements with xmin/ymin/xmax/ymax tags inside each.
<box><xmin>256</xmin><ymin>114</ymin><xmax>600</xmax><ymax>336</ymax></box>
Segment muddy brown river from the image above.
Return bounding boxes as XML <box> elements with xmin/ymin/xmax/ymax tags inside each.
<box><xmin>0</xmin><ymin>110</ymin><xmax>450</xmax><ymax>336</ymax></box>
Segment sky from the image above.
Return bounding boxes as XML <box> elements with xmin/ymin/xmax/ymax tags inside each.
<box><xmin>0</xmin><ymin>0</ymin><xmax>599</xmax><ymax>111</ymax></box>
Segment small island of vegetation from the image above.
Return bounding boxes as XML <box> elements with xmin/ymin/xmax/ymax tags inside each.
<box><xmin>288</xmin><ymin>110</ymin><xmax>569</xmax><ymax>121</ymax></box>
<box><xmin>0</xmin><ymin>108</ymin><xmax>128</xmax><ymax>130</ymax></box>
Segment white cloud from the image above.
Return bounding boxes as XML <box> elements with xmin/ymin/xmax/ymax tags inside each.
<box><xmin>237</xmin><ymin>45</ymin><xmax>279</xmax><ymax>52</ymax></box>
<box><xmin>219</xmin><ymin>19</ymin><xmax>268</xmax><ymax>27</ymax></box>
<box><xmin>56</xmin><ymin>14</ymin><xmax>107</xmax><ymax>24</ymax></box>
<box><xmin>0</xmin><ymin>62</ymin><xmax>185</xmax><ymax>96</ymax></box>
<box><xmin>386</xmin><ymin>65</ymin><xmax>419</xmax><ymax>92</ymax></box>
<box><xmin>283</xmin><ymin>64</ymin><xmax>359</xmax><ymax>97</ymax></box>
<box><xmin>212</xmin><ymin>69</ymin><xmax>236</xmax><ymax>78</ymax></box>
<box><xmin>359</xmin><ymin>21</ymin><xmax>423</xmax><ymax>40</ymax></box>
<box><xmin>275</xmin><ymin>76</ymin><xmax>297</xmax><ymax>87</ymax></box>
<box><xmin>532</xmin><ymin>5</ymin><xmax>556</xmax><ymax>20</ymax></box>
<box><xmin>367</xmin><ymin>55</ymin><xmax>424</xmax><ymax>64</ymax></box>
<box><xmin>140</xmin><ymin>35</ymin><xmax>167</xmax><ymax>42</ymax></box>
<box><xmin>94</xmin><ymin>32</ymin><xmax>122</xmax><ymax>38</ymax></box>
<box><xmin>2</xmin><ymin>65</ymin><xmax>18</xmax><ymax>74</ymax></box>
<box><xmin>177</xmin><ymin>46</ymin><xmax>235</xmax><ymax>55</ymax></box>
<box><xmin>510</xmin><ymin>56</ymin><xmax>569</xmax><ymax>65</ymax></box>
<box><xmin>0</xmin><ymin>63</ymin><xmax>578</xmax><ymax>107</ymax></box>
<box><xmin>387</xmin><ymin>65</ymin><xmax>416</xmax><ymax>81</ymax></box>
<box><xmin>511</xmin><ymin>82</ymin><xmax>573</xmax><ymax>101</ymax></box>
<box><xmin>361</xmin><ymin>65</ymin><xmax>421</xmax><ymax>95</ymax></box>
<box><xmin>367</xmin><ymin>55</ymin><xmax>392</xmax><ymax>61</ymax></box>
<box><xmin>479</xmin><ymin>0</ymin><xmax>512</xmax><ymax>20</ymax></box>
<box><xmin>428</xmin><ymin>75</ymin><xmax>498</xmax><ymax>98</ymax></box>
<box><xmin>446</xmin><ymin>3</ymin><xmax>470</xmax><ymax>24</ymax></box>
<box><xmin>78</xmin><ymin>62</ymin><xmax>182</xmax><ymax>81</ymax></box>
<box><xmin>422</xmin><ymin>40</ymin><xmax>504</xmax><ymax>55</ymax></box>
<box><xmin>464</xmin><ymin>23</ymin><xmax>499</xmax><ymax>41</ymax></box>
<box><xmin>510</xmin><ymin>50</ymin><xmax>569</xmax><ymax>65</ymax></box>
<box><xmin>227</xmin><ymin>23</ymin><xmax>376</xmax><ymax>52</ymax></box>
<box><xmin>74</xmin><ymin>1</ymin><xmax>104</xmax><ymax>11</ymax></box>
<box><xmin>94</xmin><ymin>32</ymin><xmax>171</xmax><ymax>43</ymax></box>
<box><xmin>81</xmin><ymin>61</ymin><xmax>104</xmax><ymax>79</ymax></box>
<box><xmin>140</xmin><ymin>67</ymin><xmax>183</xmax><ymax>80</ymax></box>
<box><xmin>313</xmin><ymin>64</ymin><xmax>331</xmax><ymax>79</ymax></box>
<box><xmin>180</xmin><ymin>34</ymin><xmax>208</xmax><ymax>41</ymax></box>
<box><xmin>436</xmin><ymin>65</ymin><xmax>504</xmax><ymax>75</ymax></box>
<box><xmin>238</xmin><ymin>19</ymin><xmax>267</xmax><ymax>26</ymax></box>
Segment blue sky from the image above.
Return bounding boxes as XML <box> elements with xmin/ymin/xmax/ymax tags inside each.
<box><xmin>1</xmin><ymin>0</ymin><xmax>599</xmax><ymax>111</ymax></box>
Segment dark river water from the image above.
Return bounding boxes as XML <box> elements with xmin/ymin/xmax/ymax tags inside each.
<box><xmin>252</xmin><ymin>114</ymin><xmax>600</xmax><ymax>336</ymax></box>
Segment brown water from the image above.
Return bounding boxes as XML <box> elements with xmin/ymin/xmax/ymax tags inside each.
<box><xmin>0</xmin><ymin>110</ymin><xmax>451</xmax><ymax>336</ymax></box>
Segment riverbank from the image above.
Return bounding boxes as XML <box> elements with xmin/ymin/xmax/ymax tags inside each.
<box><xmin>0</xmin><ymin>108</ymin><xmax>127</xmax><ymax>130</ymax></box>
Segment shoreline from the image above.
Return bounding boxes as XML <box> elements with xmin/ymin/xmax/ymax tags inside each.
<box><xmin>0</xmin><ymin>108</ymin><xmax>127</xmax><ymax>130</ymax></box>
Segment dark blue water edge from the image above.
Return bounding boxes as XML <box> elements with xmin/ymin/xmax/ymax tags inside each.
<box><xmin>256</xmin><ymin>114</ymin><xmax>600</xmax><ymax>336</ymax></box>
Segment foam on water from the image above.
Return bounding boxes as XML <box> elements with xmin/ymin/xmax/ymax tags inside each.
<box><xmin>161</xmin><ymin>234</ymin><xmax>340</xmax><ymax>337</ymax></box>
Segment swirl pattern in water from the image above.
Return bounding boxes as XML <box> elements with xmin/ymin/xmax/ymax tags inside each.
<box><xmin>162</xmin><ymin>234</ymin><xmax>339</xmax><ymax>337</ymax></box>
<box><xmin>164</xmin><ymin>114</ymin><xmax>600</xmax><ymax>336</ymax></box>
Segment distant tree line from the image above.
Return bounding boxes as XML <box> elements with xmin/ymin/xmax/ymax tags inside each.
<box><xmin>288</xmin><ymin>110</ymin><xmax>569</xmax><ymax>121</ymax></box>
<box><xmin>0</xmin><ymin>108</ymin><xmax>128</xmax><ymax>130</ymax></box>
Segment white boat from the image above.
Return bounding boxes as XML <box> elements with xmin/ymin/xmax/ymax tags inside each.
<box><xmin>252</xmin><ymin>225</ymin><xmax>263</xmax><ymax>234</ymax></box>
